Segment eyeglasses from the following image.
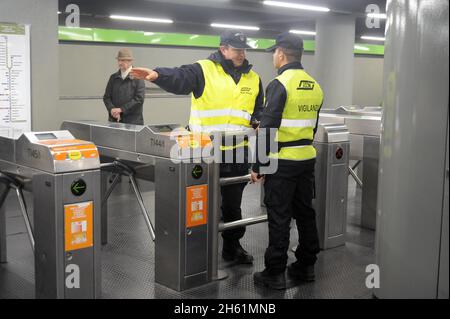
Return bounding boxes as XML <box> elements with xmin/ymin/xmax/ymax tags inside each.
<box><xmin>229</xmin><ymin>48</ymin><xmax>246</xmax><ymax>54</ymax></box>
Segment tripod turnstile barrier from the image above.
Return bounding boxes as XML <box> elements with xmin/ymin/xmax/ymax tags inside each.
<box><xmin>61</xmin><ymin>120</ymin><xmax>218</xmax><ymax>291</ymax></box>
<box><xmin>314</xmin><ymin>123</ymin><xmax>350</xmax><ymax>249</ymax></box>
<box><xmin>62</xmin><ymin>120</ymin><xmax>353</xmax><ymax>291</ymax></box>
<box><xmin>320</xmin><ymin>106</ymin><xmax>382</xmax><ymax>230</ymax></box>
<box><xmin>0</xmin><ymin>128</ymin><xmax>101</xmax><ymax>299</ymax></box>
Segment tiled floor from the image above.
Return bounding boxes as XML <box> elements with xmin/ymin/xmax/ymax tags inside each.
<box><xmin>0</xmin><ymin>176</ymin><xmax>375</xmax><ymax>299</ymax></box>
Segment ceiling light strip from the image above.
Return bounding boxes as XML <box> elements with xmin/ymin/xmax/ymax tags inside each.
<box><xmin>361</xmin><ymin>35</ymin><xmax>385</xmax><ymax>42</ymax></box>
<box><xmin>263</xmin><ymin>1</ymin><xmax>330</xmax><ymax>12</ymax></box>
<box><xmin>110</xmin><ymin>15</ymin><xmax>173</xmax><ymax>24</ymax></box>
<box><xmin>289</xmin><ymin>29</ymin><xmax>316</xmax><ymax>36</ymax></box>
<box><xmin>210</xmin><ymin>23</ymin><xmax>260</xmax><ymax>31</ymax></box>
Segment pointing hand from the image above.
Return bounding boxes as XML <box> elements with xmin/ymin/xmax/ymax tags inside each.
<box><xmin>131</xmin><ymin>67</ymin><xmax>159</xmax><ymax>81</ymax></box>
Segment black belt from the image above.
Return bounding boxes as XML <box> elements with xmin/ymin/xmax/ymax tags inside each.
<box><xmin>278</xmin><ymin>139</ymin><xmax>313</xmax><ymax>152</ymax></box>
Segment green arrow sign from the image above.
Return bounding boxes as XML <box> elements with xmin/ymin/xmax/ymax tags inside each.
<box><xmin>71</xmin><ymin>179</ymin><xmax>87</xmax><ymax>196</ymax></box>
<box><xmin>192</xmin><ymin>165</ymin><xmax>203</xmax><ymax>179</ymax></box>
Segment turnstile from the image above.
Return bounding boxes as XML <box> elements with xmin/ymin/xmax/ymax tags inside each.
<box><xmin>0</xmin><ymin>128</ymin><xmax>101</xmax><ymax>298</ymax></box>
<box><xmin>62</xmin><ymin>120</ymin><xmax>352</xmax><ymax>291</ymax></box>
<box><xmin>61</xmin><ymin>121</ymin><xmax>218</xmax><ymax>291</ymax></box>
<box><xmin>320</xmin><ymin>106</ymin><xmax>382</xmax><ymax>230</ymax></box>
<box><xmin>314</xmin><ymin>124</ymin><xmax>350</xmax><ymax>249</ymax></box>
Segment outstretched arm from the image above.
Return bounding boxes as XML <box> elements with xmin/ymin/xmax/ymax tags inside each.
<box><xmin>131</xmin><ymin>63</ymin><xmax>205</xmax><ymax>98</ymax></box>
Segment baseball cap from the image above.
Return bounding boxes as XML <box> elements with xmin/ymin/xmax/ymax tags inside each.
<box><xmin>266</xmin><ymin>31</ymin><xmax>304</xmax><ymax>52</ymax></box>
<box><xmin>220</xmin><ymin>30</ymin><xmax>251</xmax><ymax>49</ymax></box>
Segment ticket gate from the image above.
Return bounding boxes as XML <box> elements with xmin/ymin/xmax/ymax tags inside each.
<box><xmin>0</xmin><ymin>128</ymin><xmax>101</xmax><ymax>298</ymax></box>
<box><xmin>61</xmin><ymin>121</ymin><xmax>218</xmax><ymax>291</ymax></box>
<box><xmin>314</xmin><ymin>123</ymin><xmax>350</xmax><ymax>249</ymax></box>
<box><xmin>61</xmin><ymin>120</ymin><xmax>351</xmax><ymax>291</ymax></box>
<box><xmin>320</xmin><ymin>106</ymin><xmax>382</xmax><ymax>230</ymax></box>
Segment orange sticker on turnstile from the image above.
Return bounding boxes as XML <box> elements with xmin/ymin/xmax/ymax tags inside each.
<box><xmin>50</xmin><ymin>143</ymin><xmax>97</xmax><ymax>152</ymax></box>
<box><xmin>64</xmin><ymin>202</ymin><xmax>93</xmax><ymax>251</ymax></box>
<box><xmin>186</xmin><ymin>185</ymin><xmax>208</xmax><ymax>228</ymax></box>
<box><xmin>37</xmin><ymin>139</ymin><xmax>85</xmax><ymax>146</ymax></box>
<box><xmin>50</xmin><ymin>143</ymin><xmax>99</xmax><ymax>161</ymax></box>
<box><xmin>177</xmin><ymin>133</ymin><xmax>212</xmax><ymax>149</ymax></box>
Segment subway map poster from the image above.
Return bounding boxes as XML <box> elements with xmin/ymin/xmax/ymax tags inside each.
<box><xmin>0</xmin><ymin>22</ymin><xmax>31</xmax><ymax>132</ymax></box>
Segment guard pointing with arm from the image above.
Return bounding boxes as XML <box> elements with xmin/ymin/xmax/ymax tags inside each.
<box><xmin>131</xmin><ymin>30</ymin><xmax>265</xmax><ymax>265</ymax></box>
<box><xmin>251</xmin><ymin>32</ymin><xmax>323</xmax><ymax>289</ymax></box>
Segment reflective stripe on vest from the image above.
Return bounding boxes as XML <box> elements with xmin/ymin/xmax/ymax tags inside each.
<box><xmin>269</xmin><ymin>69</ymin><xmax>323</xmax><ymax>161</ymax></box>
<box><xmin>190</xmin><ymin>59</ymin><xmax>260</xmax><ymax>137</ymax></box>
<box><xmin>190</xmin><ymin>109</ymin><xmax>252</xmax><ymax>122</ymax></box>
<box><xmin>279</xmin><ymin>119</ymin><xmax>317</xmax><ymax>128</ymax></box>
<box><xmin>189</xmin><ymin>123</ymin><xmax>250</xmax><ymax>133</ymax></box>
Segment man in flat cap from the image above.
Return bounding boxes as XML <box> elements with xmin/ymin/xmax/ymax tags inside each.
<box><xmin>250</xmin><ymin>32</ymin><xmax>324</xmax><ymax>289</ymax></box>
<box><xmin>131</xmin><ymin>30</ymin><xmax>264</xmax><ymax>265</ymax></box>
<box><xmin>103</xmin><ymin>48</ymin><xmax>145</xmax><ymax>124</ymax></box>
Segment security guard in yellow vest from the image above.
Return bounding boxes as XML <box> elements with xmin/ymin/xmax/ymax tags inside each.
<box><xmin>131</xmin><ymin>30</ymin><xmax>264</xmax><ymax>265</ymax></box>
<box><xmin>250</xmin><ymin>32</ymin><xmax>323</xmax><ymax>289</ymax></box>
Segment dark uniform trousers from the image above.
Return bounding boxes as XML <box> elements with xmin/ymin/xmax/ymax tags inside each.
<box><xmin>219</xmin><ymin>147</ymin><xmax>251</xmax><ymax>243</ymax></box>
<box><xmin>263</xmin><ymin>159</ymin><xmax>320</xmax><ymax>274</ymax></box>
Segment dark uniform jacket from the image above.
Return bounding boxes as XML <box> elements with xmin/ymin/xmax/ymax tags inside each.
<box><xmin>103</xmin><ymin>70</ymin><xmax>146</xmax><ymax>125</ymax></box>
<box><xmin>153</xmin><ymin>50</ymin><xmax>265</xmax><ymax>124</ymax></box>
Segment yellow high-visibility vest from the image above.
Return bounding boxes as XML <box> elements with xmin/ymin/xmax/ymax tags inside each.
<box><xmin>190</xmin><ymin>59</ymin><xmax>260</xmax><ymax>136</ymax></box>
<box><xmin>269</xmin><ymin>68</ymin><xmax>323</xmax><ymax>161</ymax></box>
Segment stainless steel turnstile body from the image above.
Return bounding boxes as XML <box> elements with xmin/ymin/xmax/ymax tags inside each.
<box><xmin>62</xmin><ymin>120</ymin><xmax>353</xmax><ymax>290</ymax></box>
<box><xmin>61</xmin><ymin>121</ymin><xmax>218</xmax><ymax>291</ymax></box>
<box><xmin>155</xmin><ymin>158</ymin><xmax>216</xmax><ymax>290</ymax></box>
<box><xmin>314</xmin><ymin>123</ymin><xmax>350</xmax><ymax>249</ymax></box>
<box><xmin>0</xmin><ymin>128</ymin><xmax>101</xmax><ymax>298</ymax></box>
<box><xmin>320</xmin><ymin>106</ymin><xmax>382</xmax><ymax>229</ymax></box>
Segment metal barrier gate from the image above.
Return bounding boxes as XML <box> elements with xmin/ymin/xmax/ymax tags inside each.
<box><xmin>314</xmin><ymin>123</ymin><xmax>350</xmax><ymax>249</ymax></box>
<box><xmin>0</xmin><ymin>128</ymin><xmax>101</xmax><ymax>298</ymax></box>
<box><xmin>61</xmin><ymin>121</ymin><xmax>218</xmax><ymax>291</ymax></box>
<box><xmin>320</xmin><ymin>106</ymin><xmax>382</xmax><ymax>230</ymax></box>
<box><xmin>62</xmin><ymin>120</ymin><xmax>350</xmax><ymax>291</ymax></box>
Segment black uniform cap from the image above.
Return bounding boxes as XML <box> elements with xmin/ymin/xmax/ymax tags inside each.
<box><xmin>266</xmin><ymin>31</ymin><xmax>304</xmax><ymax>52</ymax></box>
<box><xmin>220</xmin><ymin>30</ymin><xmax>251</xmax><ymax>49</ymax></box>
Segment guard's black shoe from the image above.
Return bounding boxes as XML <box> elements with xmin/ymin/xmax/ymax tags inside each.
<box><xmin>254</xmin><ymin>269</ymin><xmax>286</xmax><ymax>290</ymax></box>
<box><xmin>222</xmin><ymin>243</ymin><xmax>254</xmax><ymax>264</ymax></box>
<box><xmin>287</xmin><ymin>263</ymin><xmax>315</xmax><ymax>282</ymax></box>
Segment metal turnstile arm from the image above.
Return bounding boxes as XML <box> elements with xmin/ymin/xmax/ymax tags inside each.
<box><xmin>351</xmin><ymin>160</ymin><xmax>362</xmax><ymax>171</ymax></box>
<box><xmin>129</xmin><ymin>175</ymin><xmax>156</xmax><ymax>241</ymax></box>
<box><xmin>101</xmin><ymin>173</ymin><xmax>121</xmax><ymax>206</ymax></box>
<box><xmin>100</xmin><ymin>162</ymin><xmax>115</xmax><ymax>169</ymax></box>
<box><xmin>219</xmin><ymin>174</ymin><xmax>251</xmax><ymax>186</ymax></box>
<box><xmin>348</xmin><ymin>166</ymin><xmax>363</xmax><ymax>188</ymax></box>
<box><xmin>218</xmin><ymin>215</ymin><xmax>268</xmax><ymax>232</ymax></box>
<box><xmin>100</xmin><ymin>161</ymin><xmax>156</xmax><ymax>241</ymax></box>
<box><xmin>212</xmin><ymin>172</ymin><xmax>267</xmax><ymax>281</ymax></box>
<box><xmin>13</xmin><ymin>186</ymin><xmax>35</xmax><ymax>252</ymax></box>
<box><xmin>0</xmin><ymin>173</ymin><xmax>35</xmax><ymax>252</ymax></box>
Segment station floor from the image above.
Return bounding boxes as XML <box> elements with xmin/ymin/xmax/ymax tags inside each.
<box><xmin>0</xmin><ymin>176</ymin><xmax>375</xmax><ymax>299</ymax></box>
